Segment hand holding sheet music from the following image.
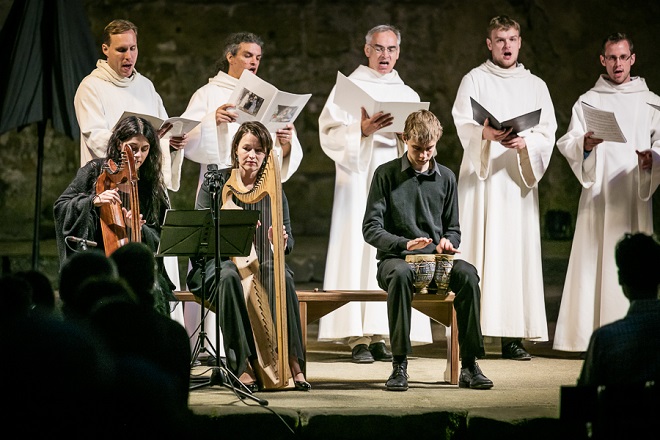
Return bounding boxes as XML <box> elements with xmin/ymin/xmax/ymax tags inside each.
<box><xmin>333</xmin><ymin>72</ymin><xmax>429</xmax><ymax>133</ymax></box>
<box><xmin>470</xmin><ymin>97</ymin><xmax>541</xmax><ymax>134</ymax></box>
<box><xmin>580</xmin><ymin>102</ymin><xmax>627</xmax><ymax>143</ymax></box>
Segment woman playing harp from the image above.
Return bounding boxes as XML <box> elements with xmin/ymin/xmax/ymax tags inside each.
<box><xmin>54</xmin><ymin>116</ymin><xmax>175</xmax><ymax>317</ymax></box>
<box><xmin>186</xmin><ymin>121</ymin><xmax>310</xmax><ymax>392</ymax></box>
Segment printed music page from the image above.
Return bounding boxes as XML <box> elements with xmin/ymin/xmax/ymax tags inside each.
<box><xmin>333</xmin><ymin>72</ymin><xmax>429</xmax><ymax>133</ymax></box>
<box><xmin>580</xmin><ymin>102</ymin><xmax>627</xmax><ymax>143</ymax></box>
<box><xmin>470</xmin><ymin>97</ymin><xmax>541</xmax><ymax>134</ymax></box>
<box><xmin>227</xmin><ymin>70</ymin><xmax>312</xmax><ymax>131</ymax></box>
<box><xmin>116</xmin><ymin>111</ymin><xmax>200</xmax><ymax>137</ymax></box>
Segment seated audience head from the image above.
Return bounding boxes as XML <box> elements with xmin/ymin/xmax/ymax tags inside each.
<box><xmin>110</xmin><ymin>241</ymin><xmax>157</xmax><ymax>308</ymax></box>
<box><xmin>615</xmin><ymin>232</ymin><xmax>660</xmax><ymax>299</ymax></box>
<box><xmin>15</xmin><ymin>269</ymin><xmax>56</xmax><ymax>315</ymax></box>
<box><xmin>58</xmin><ymin>249</ymin><xmax>119</xmax><ymax>319</ymax></box>
<box><xmin>0</xmin><ymin>274</ymin><xmax>33</xmax><ymax>323</ymax></box>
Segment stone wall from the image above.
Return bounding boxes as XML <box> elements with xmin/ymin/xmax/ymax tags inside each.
<box><xmin>1</xmin><ymin>0</ymin><xmax>659</xmax><ymax>280</ymax></box>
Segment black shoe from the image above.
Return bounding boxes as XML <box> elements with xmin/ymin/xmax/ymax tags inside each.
<box><xmin>386</xmin><ymin>359</ymin><xmax>408</xmax><ymax>391</ymax></box>
<box><xmin>502</xmin><ymin>340</ymin><xmax>532</xmax><ymax>361</ymax></box>
<box><xmin>294</xmin><ymin>380</ymin><xmax>311</xmax><ymax>391</ymax></box>
<box><xmin>459</xmin><ymin>362</ymin><xmax>493</xmax><ymax>389</ymax></box>
<box><xmin>243</xmin><ymin>382</ymin><xmax>259</xmax><ymax>393</ymax></box>
<box><xmin>368</xmin><ymin>342</ymin><xmax>393</xmax><ymax>362</ymax></box>
<box><xmin>351</xmin><ymin>344</ymin><xmax>375</xmax><ymax>363</ymax></box>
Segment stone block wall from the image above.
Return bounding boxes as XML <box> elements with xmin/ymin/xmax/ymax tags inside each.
<box><xmin>1</xmin><ymin>0</ymin><xmax>659</xmax><ymax>283</ymax></box>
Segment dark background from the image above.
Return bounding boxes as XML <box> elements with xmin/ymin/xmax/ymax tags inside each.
<box><xmin>1</xmin><ymin>0</ymin><xmax>659</xmax><ymax>284</ymax></box>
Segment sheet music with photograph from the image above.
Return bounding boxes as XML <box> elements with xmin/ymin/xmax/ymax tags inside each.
<box><xmin>116</xmin><ymin>111</ymin><xmax>200</xmax><ymax>137</ymax></box>
<box><xmin>333</xmin><ymin>72</ymin><xmax>429</xmax><ymax>133</ymax></box>
<box><xmin>580</xmin><ymin>102</ymin><xmax>627</xmax><ymax>143</ymax></box>
<box><xmin>470</xmin><ymin>97</ymin><xmax>541</xmax><ymax>134</ymax></box>
<box><xmin>227</xmin><ymin>70</ymin><xmax>311</xmax><ymax>131</ymax></box>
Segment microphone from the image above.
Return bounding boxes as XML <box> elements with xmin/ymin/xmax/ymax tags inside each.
<box><xmin>204</xmin><ymin>164</ymin><xmax>221</xmax><ymax>187</ymax></box>
<box><xmin>65</xmin><ymin>236</ymin><xmax>98</xmax><ymax>248</ymax></box>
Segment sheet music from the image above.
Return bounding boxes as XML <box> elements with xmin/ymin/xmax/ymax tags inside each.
<box><xmin>227</xmin><ymin>70</ymin><xmax>311</xmax><ymax>131</ymax></box>
<box><xmin>470</xmin><ymin>97</ymin><xmax>541</xmax><ymax>134</ymax></box>
<box><xmin>333</xmin><ymin>72</ymin><xmax>429</xmax><ymax>133</ymax></box>
<box><xmin>580</xmin><ymin>102</ymin><xmax>627</xmax><ymax>143</ymax></box>
<box><xmin>116</xmin><ymin>111</ymin><xmax>200</xmax><ymax>137</ymax></box>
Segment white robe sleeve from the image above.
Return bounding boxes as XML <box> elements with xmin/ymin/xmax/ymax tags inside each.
<box><xmin>319</xmin><ymin>86</ymin><xmax>379</xmax><ymax>174</ymax></box>
<box><xmin>517</xmin><ymin>81</ymin><xmax>556</xmax><ymax>188</ymax></box>
<box><xmin>452</xmin><ymin>75</ymin><xmax>492</xmax><ymax>180</ymax></box>
<box><xmin>557</xmin><ymin>100</ymin><xmax>597</xmax><ymax>188</ymax></box>
<box><xmin>74</xmin><ymin>80</ymin><xmax>113</xmax><ymax>166</ymax></box>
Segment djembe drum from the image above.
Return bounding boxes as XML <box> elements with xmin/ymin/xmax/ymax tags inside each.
<box><xmin>434</xmin><ymin>253</ymin><xmax>454</xmax><ymax>295</ymax></box>
<box><xmin>405</xmin><ymin>254</ymin><xmax>436</xmax><ymax>294</ymax></box>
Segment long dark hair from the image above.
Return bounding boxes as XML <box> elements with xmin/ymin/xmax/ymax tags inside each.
<box><xmin>105</xmin><ymin>116</ymin><xmax>167</xmax><ymax>225</ymax></box>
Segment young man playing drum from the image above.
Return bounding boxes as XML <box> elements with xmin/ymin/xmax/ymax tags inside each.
<box><xmin>362</xmin><ymin>110</ymin><xmax>494</xmax><ymax>391</ymax></box>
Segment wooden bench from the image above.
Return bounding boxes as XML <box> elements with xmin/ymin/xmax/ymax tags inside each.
<box><xmin>174</xmin><ymin>289</ymin><xmax>459</xmax><ymax>385</ymax></box>
<box><xmin>297</xmin><ymin>289</ymin><xmax>458</xmax><ymax>385</ymax></box>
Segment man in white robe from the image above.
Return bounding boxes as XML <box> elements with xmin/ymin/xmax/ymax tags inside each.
<box><xmin>451</xmin><ymin>15</ymin><xmax>556</xmax><ymax>360</ymax></box>
<box><xmin>181</xmin><ymin>32</ymin><xmax>302</xmax><ymax>193</ymax></box>
<box><xmin>73</xmin><ymin>19</ymin><xmax>187</xmax><ymax>325</ymax></box>
<box><xmin>553</xmin><ymin>33</ymin><xmax>660</xmax><ymax>353</ymax></box>
<box><xmin>317</xmin><ymin>24</ymin><xmax>433</xmax><ymax>363</ymax></box>
<box><xmin>179</xmin><ymin>32</ymin><xmax>303</xmax><ymax>360</ymax></box>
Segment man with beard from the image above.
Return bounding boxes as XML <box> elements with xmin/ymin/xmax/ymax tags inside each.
<box><xmin>553</xmin><ymin>33</ymin><xmax>660</xmax><ymax>353</ymax></box>
<box><xmin>451</xmin><ymin>15</ymin><xmax>557</xmax><ymax>361</ymax></box>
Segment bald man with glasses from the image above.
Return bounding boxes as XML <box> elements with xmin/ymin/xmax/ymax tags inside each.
<box><xmin>317</xmin><ymin>24</ymin><xmax>433</xmax><ymax>364</ymax></box>
<box><xmin>553</xmin><ymin>32</ymin><xmax>660</xmax><ymax>353</ymax></box>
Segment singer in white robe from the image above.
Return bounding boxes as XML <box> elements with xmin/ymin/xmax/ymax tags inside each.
<box><xmin>181</xmin><ymin>70</ymin><xmax>303</xmax><ymax>192</ymax></box>
<box><xmin>317</xmin><ymin>64</ymin><xmax>433</xmax><ymax>346</ymax></box>
<box><xmin>451</xmin><ymin>59</ymin><xmax>556</xmax><ymax>342</ymax></box>
<box><xmin>553</xmin><ymin>74</ymin><xmax>660</xmax><ymax>352</ymax></box>
<box><xmin>74</xmin><ymin>60</ymin><xmax>184</xmax><ymax>192</ymax></box>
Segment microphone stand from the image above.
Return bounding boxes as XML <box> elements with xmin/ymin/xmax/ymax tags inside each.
<box><xmin>190</xmin><ymin>167</ymin><xmax>268</xmax><ymax>406</ymax></box>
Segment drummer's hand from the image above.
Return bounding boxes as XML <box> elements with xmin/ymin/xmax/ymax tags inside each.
<box><xmin>437</xmin><ymin>238</ymin><xmax>460</xmax><ymax>254</ymax></box>
<box><xmin>407</xmin><ymin>237</ymin><xmax>433</xmax><ymax>251</ymax></box>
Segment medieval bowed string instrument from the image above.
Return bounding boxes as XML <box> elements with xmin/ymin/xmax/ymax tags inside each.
<box><xmin>95</xmin><ymin>143</ymin><xmax>141</xmax><ymax>256</ymax></box>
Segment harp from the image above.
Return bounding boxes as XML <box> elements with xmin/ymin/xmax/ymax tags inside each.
<box><xmin>221</xmin><ymin>149</ymin><xmax>290</xmax><ymax>390</ymax></box>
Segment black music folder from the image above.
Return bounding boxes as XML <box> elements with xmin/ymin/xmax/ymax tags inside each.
<box><xmin>156</xmin><ymin>208</ymin><xmax>260</xmax><ymax>258</ymax></box>
<box><xmin>470</xmin><ymin>97</ymin><xmax>541</xmax><ymax>134</ymax></box>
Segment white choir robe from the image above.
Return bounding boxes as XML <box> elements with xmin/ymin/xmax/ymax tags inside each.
<box><xmin>452</xmin><ymin>60</ymin><xmax>557</xmax><ymax>342</ymax></box>
<box><xmin>553</xmin><ymin>75</ymin><xmax>660</xmax><ymax>352</ymax></box>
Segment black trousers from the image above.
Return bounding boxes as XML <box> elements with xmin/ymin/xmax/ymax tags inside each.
<box><xmin>376</xmin><ymin>258</ymin><xmax>486</xmax><ymax>361</ymax></box>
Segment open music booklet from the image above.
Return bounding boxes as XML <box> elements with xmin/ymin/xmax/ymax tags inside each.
<box><xmin>116</xmin><ymin>111</ymin><xmax>200</xmax><ymax>137</ymax></box>
<box><xmin>333</xmin><ymin>72</ymin><xmax>429</xmax><ymax>133</ymax></box>
<box><xmin>580</xmin><ymin>102</ymin><xmax>627</xmax><ymax>143</ymax></box>
<box><xmin>470</xmin><ymin>97</ymin><xmax>541</xmax><ymax>134</ymax></box>
<box><xmin>227</xmin><ymin>70</ymin><xmax>312</xmax><ymax>131</ymax></box>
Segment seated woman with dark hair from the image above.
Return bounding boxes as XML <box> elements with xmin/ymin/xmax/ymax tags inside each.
<box><xmin>54</xmin><ymin>116</ymin><xmax>175</xmax><ymax>316</ymax></box>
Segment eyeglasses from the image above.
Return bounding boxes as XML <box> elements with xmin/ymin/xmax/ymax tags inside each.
<box><xmin>603</xmin><ymin>54</ymin><xmax>633</xmax><ymax>63</ymax></box>
<box><xmin>369</xmin><ymin>44</ymin><xmax>398</xmax><ymax>55</ymax></box>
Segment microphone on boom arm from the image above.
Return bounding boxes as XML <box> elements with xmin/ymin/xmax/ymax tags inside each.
<box><xmin>65</xmin><ymin>235</ymin><xmax>98</xmax><ymax>251</ymax></box>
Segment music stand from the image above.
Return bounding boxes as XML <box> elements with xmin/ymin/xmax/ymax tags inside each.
<box><xmin>157</xmin><ymin>207</ymin><xmax>267</xmax><ymax>405</ymax></box>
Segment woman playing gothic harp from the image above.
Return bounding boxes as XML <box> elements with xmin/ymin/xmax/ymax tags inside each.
<box><xmin>186</xmin><ymin>121</ymin><xmax>310</xmax><ymax>392</ymax></box>
<box><xmin>54</xmin><ymin>116</ymin><xmax>176</xmax><ymax>317</ymax></box>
